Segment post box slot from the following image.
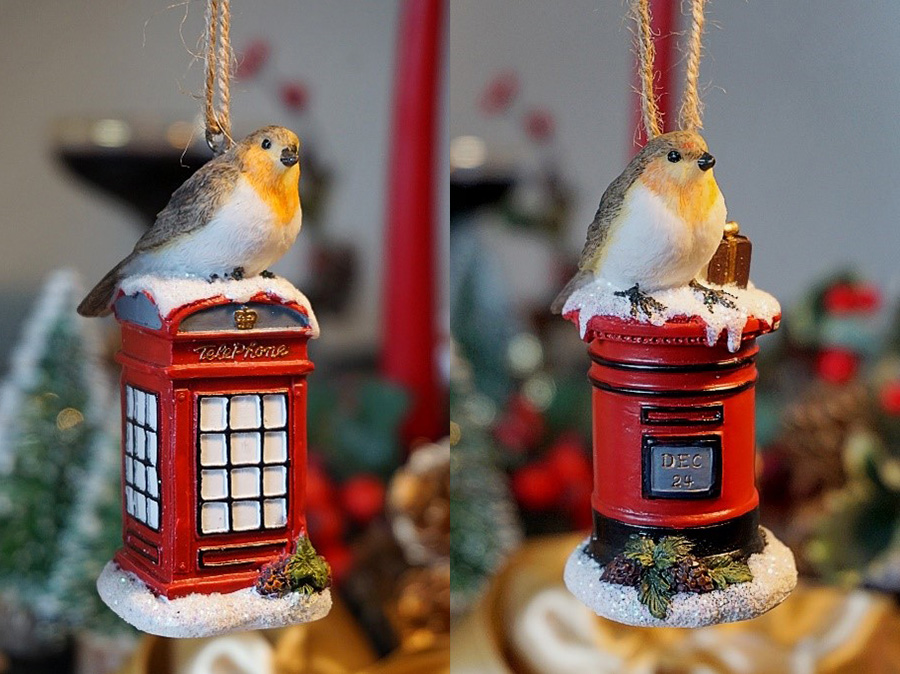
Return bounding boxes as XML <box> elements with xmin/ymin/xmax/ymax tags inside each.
<box><xmin>640</xmin><ymin>404</ymin><xmax>723</xmax><ymax>426</ymax></box>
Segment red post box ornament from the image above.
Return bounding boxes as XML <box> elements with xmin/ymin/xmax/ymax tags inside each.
<box><xmin>551</xmin><ymin>0</ymin><xmax>797</xmax><ymax>627</ymax></box>
<box><xmin>553</xmin><ymin>152</ymin><xmax>799</xmax><ymax>626</ymax></box>
<box><xmin>78</xmin><ymin>127</ymin><xmax>333</xmax><ymax>637</ymax></box>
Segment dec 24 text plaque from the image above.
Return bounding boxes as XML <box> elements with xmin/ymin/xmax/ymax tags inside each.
<box><xmin>641</xmin><ymin>436</ymin><xmax>722</xmax><ymax>499</ymax></box>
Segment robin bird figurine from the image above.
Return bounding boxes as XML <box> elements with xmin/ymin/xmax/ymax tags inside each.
<box><xmin>551</xmin><ymin>130</ymin><xmax>735</xmax><ymax>319</ymax></box>
<box><xmin>77</xmin><ymin>125</ymin><xmax>302</xmax><ymax>317</ymax></box>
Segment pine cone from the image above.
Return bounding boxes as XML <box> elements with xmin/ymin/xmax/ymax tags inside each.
<box><xmin>256</xmin><ymin>560</ymin><xmax>290</xmax><ymax>597</ymax></box>
<box><xmin>669</xmin><ymin>556</ymin><xmax>715</xmax><ymax>593</ymax></box>
<box><xmin>600</xmin><ymin>554</ymin><xmax>641</xmax><ymax>586</ymax></box>
<box><xmin>776</xmin><ymin>381</ymin><xmax>870</xmax><ymax>498</ymax></box>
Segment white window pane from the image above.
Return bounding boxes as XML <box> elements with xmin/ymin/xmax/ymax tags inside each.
<box><xmin>147</xmin><ymin>467</ymin><xmax>159</xmax><ymax>497</ymax></box>
<box><xmin>147</xmin><ymin>500</ymin><xmax>159</xmax><ymax>529</ymax></box>
<box><xmin>230</xmin><ymin>467</ymin><xmax>260</xmax><ymax>498</ymax></box>
<box><xmin>125</xmin><ymin>423</ymin><xmax>133</xmax><ymax>457</ymax></box>
<box><xmin>125</xmin><ymin>457</ymin><xmax>134</xmax><ymax>484</ymax></box>
<box><xmin>147</xmin><ymin>394</ymin><xmax>158</xmax><ymax>430</ymax></box>
<box><xmin>230</xmin><ymin>395</ymin><xmax>261</xmax><ymax>429</ymax></box>
<box><xmin>263</xmin><ymin>431</ymin><xmax>288</xmax><ymax>464</ymax></box>
<box><xmin>200</xmin><ymin>434</ymin><xmax>227</xmax><ymax>466</ymax></box>
<box><xmin>147</xmin><ymin>431</ymin><xmax>158</xmax><ymax>466</ymax></box>
<box><xmin>135</xmin><ymin>493</ymin><xmax>146</xmax><ymax>522</ymax></box>
<box><xmin>232</xmin><ymin>501</ymin><xmax>261</xmax><ymax>531</ymax></box>
<box><xmin>263</xmin><ymin>466</ymin><xmax>287</xmax><ymax>497</ymax></box>
<box><xmin>126</xmin><ymin>386</ymin><xmax>134</xmax><ymax>419</ymax></box>
<box><xmin>201</xmin><ymin>502</ymin><xmax>229</xmax><ymax>533</ymax></box>
<box><xmin>199</xmin><ymin>397</ymin><xmax>228</xmax><ymax>431</ymax></box>
<box><xmin>201</xmin><ymin>469</ymin><xmax>228</xmax><ymax>500</ymax></box>
<box><xmin>263</xmin><ymin>394</ymin><xmax>287</xmax><ymax>428</ymax></box>
<box><xmin>135</xmin><ymin>390</ymin><xmax>146</xmax><ymax>425</ymax></box>
<box><xmin>133</xmin><ymin>463</ymin><xmax>146</xmax><ymax>491</ymax></box>
<box><xmin>264</xmin><ymin>499</ymin><xmax>287</xmax><ymax>528</ymax></box>
<box><xmin>231</xmin><ymin>433</ymin><xmax>261</xmax><ymax>465</ymax></box>
<box><xmin>134</xmin><ymin>427</ymin><xmax>146</xmax><ymax>460</ymax></box>
<box><xmin>125</xmin><ymin>486</ymin><xmax>134</xmax><ymax>515</ymax></box>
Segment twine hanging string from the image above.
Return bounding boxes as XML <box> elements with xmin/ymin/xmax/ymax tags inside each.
<box><xmin>632</xmin><ymin>0</ymin><xmax>663</xmax><ymax>139</ymax></box>
<box><xmin>204</xmin><ymin>0</ymin><xmax>233</xmax><ymax>154</ymax></box>
<box><xmin>679</xmin><ymin>0</ymin><xmax>707</xmax><ymax>132</ymax></box>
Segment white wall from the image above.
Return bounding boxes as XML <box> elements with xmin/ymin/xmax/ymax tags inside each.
<box><xmin>450</xmin><ymin>0</ymin><xmax>900</xmax><ymax>306</ymax></box>
<box><xmin>0</xmin><ymin>0</ymin><xmax>401</xmax><ymax>349</ymax></box>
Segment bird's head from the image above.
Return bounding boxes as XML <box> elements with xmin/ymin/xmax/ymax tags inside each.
<box><xmin>235</xmin><ymin>126</ymin><xmax>301</xmax><ymax>184</ymax></box>
<box><xmin>639</xmin><ymin>130</ymin><xmax>717</xmax><ymax>191</ymax></box>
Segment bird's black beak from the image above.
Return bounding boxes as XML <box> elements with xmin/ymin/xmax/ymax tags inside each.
<box><xmin>280</xmin><ymin>146</ymin><xmax>299</xmax><ymax>167</ymax></box>
<box><xmin>697</xmin><ymin>152</ymin><xmax>715</xmax><ymax>171</ymax></box>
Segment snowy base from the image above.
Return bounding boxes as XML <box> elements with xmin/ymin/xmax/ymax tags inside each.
<box><xmin>563</xmin><ymin>527</ymin><xmax>796</xmax><ymax>627</ymax></box>
<box><xmin>97</xmin><ymin>562</ymin><xmax>331</xmax><ymax>638</ymax></box>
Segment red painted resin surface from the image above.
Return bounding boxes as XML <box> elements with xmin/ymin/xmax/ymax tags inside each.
<box><xmin>582</xmin><ymin>314</ymin><xmax>778</xmax><ymax>530</ymax></box>
<box><xmin>113</xmin><ymin>292</ymin><xmax>314</xmax><ymax>599</ymax></box>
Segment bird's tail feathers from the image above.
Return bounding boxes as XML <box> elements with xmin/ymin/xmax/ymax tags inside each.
<box><xmin>551</xmin><ymin>269</ymin><xmax>593</xmax><ymax>315</ymax></box>
<box><xmin>77</xmin><ymin>256</ymin><xmax>133</xmax><ymax>317</ymax></box>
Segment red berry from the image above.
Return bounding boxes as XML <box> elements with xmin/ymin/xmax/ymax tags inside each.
<box><xmin>235</xmin><ymin>39</ymin><xmax>270</xmax><ymax>80</ymax></box>
<box><xmin>339</xmin><ymin>474</ymin><xmax>385</xmax><ymax>525</ymax></box>
<box><xmin>854</xmin><ymin>283</ymin><xmax>881</xmax><ymax>312</ymax></box>
<box><xmin>305</xmin><ymin>464</ymin><xmax>335</xmax><ymax>510</ymax></box>
<box><xmin>307</xmin><ymin>505</ymin><xmax>344</xmax><ymax>544</ymax></box>
<box><xmin>318</xmin><ymin>543</ymin><xmax>353</xmax><ymax>585</ymax></box>
<box><xmin>816</xmin><ymin>348</ymin><xmax>859</xmax><ymax>384</ymax></box>
<box><xmin>280</xmin><ymin>81</ymin><xmax>309</xmax><ymax>112</ymax></box>
<box><xmin>823</xmin><ymin>283</ymin><xmax>857</xmax><ymax>314</ymax></box>
<box><xmin>512</xmin><ymin>463</ymin><xmax>562</xmax><ymax>511</ymax></box>
<box><xmin>524</xmin><ymin>108</ymin><xmax>556</xmax><ymax>143</ymax></box>
<box><xmin>494</xmin><ymin>395</ymin><xmax>545</xmax><ymax>452</ymax></box>
<box><xmin>880</xmin><ymin>382</ymin><xmax>900</xmax><ymax>415</ymax></box>
<box><xmin>545</xmin><ymin>436</ymin><xmax>592</xmax><ymax>487</ymax></box>
<box><xmin>480</xmin><ymin>71</ymin><xmax>519</xmax><ymax>116</ymax></box>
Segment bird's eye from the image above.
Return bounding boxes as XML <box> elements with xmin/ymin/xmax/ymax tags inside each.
<box><xmin>261</xmin><ymin>138</ymin><xmax>272</xmax><ymax>150</ymax></box>
<box><xmin>667</xmin><ymin>150</ymin><xmax>682</xmax><ymax>163</ymax></box>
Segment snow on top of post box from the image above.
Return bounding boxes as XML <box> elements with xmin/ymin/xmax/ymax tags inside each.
<box><xmin>561</xmin><ymin>280</ymin><xmax>780</xmax><ymax>352</ymax></box>
<box><xmin>118</xmin><ymin>274</ymin><xmax>319</xmax><ymax>337</ymax></box>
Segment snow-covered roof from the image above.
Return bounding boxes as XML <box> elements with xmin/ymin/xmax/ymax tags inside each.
<box><xmin>562</xmin><ymin>280</ymin><xmax>780</xmax><ymax>353</ymax></box>
<box><xmin>117</xmin><ymin>275</ymin><xmax>319</xmax><ymax>338</ymax></box>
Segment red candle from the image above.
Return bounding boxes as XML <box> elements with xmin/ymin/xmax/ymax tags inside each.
<box><xmin>381</xmin><ymin>0</ymin><xmax>446</xmax><ymax>443</ymax></box>
<box><xmin>631</xmin><ymin>0</ymin><xmax>678</xmax><ymax>147</ymax></box>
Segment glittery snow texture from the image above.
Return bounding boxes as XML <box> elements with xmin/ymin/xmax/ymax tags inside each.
<box><xmin>563</xmin><ymin>280</ymin><xmax>780</xmax><ymax>352</ymax></box>
<box><xmin>96</xmin><ymin>562</ymin><xmax>331</xmax><ymax>638</ymax></box>
<box><xmin>563</xmin><ymin>528</ymin><xmax>797</xmax><ymax>628</ymax></box>
<box><xmin>118</xmin><ymin>274</ymin><xmax>319</xmax><ymax>338</ymax></box>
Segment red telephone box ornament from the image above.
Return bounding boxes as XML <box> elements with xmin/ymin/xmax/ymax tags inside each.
<box><xmin>96</xmin><ymin>276</ymin><xmax>332</xmax><ymax>637</ymax></box>
<box><xmin>558</xmin><ymin>232</ymin><xmax>797</xmax><ymax>628</ymax></box>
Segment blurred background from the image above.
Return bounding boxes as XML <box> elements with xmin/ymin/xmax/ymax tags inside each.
<box><xmin>449</xmin><ymin>1</ymin><xmax>900</xmax><ymax>672</ymax></box>
<box><xmin>0</xmin><ymin>1</ymin><xmax>449</xmax><ymax>673</ymax></box>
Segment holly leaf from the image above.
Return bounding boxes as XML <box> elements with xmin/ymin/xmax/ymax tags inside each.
<box><xmin>707</xmin><ymin>559</ymin><xmax>753</xmax><ymax>590</ymax></box>
<box><xmin>638</xmin><ymin>568</ymin><xmax>673</xmax><ymax>619</ymax></box>
<box><xmin>653</xmin><ymin>536</ymin><xmax>693</xmax><ymax>569</ymax></box>
<box><xmin>624</xmin><ymin>535</ymin><xmax>655</xmax><ymax>567</ymax></box>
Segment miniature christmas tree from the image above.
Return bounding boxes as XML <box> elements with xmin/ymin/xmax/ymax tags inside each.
<box><xmin>0</xmin><ymin>270</ymin><xmax>112</xmax><ymax>650</ymax></box>
<box><xmin>43</xmin><ymin>415</ymin><xmax>130</xmax><ymax>636</ymax></box>
<box><xmin>449</xmin><ymin>348</ymin><xmax>522</xmax><ymax>614</ymax></box>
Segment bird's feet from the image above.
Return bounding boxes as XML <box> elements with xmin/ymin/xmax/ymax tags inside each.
<box><xmin>260</xmin><ymin>270</ymin><xmax>276</xmax><ymax>279</ymax></box>
<box><xmin>227</xmin><ymin>266</ymin><xmax>245</xmax><ymax>281</ymax></box>
<box><xmin>690</xmin><ymin>279</ymin><xmax>737</xmax><ymax>312</ymax></box>
<box><xmin>208</xmin><ymin>273</ymin><xmax>221</xmax><ymax>283</ymax></box>
<box><xmin>614</xmin><ymin>284</ymin><xmax>667</xmax><ymax>320</ymax></box>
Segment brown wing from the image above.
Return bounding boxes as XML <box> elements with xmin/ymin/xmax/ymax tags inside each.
<box><xmin>578</xmin><ymin>148</ymin><xmax>654</xmax><ymax>271</ymax></box>
<box><xmin>133</xmin><ymin>154</ymin><xmax>241</xmax><ymax>253</ymax></box>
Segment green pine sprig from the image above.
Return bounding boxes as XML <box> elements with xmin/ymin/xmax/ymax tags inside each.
<box><xmin>612</xmin><ymin>534</ymin><xmax>754</xmax><ymax>620</ymax></box>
